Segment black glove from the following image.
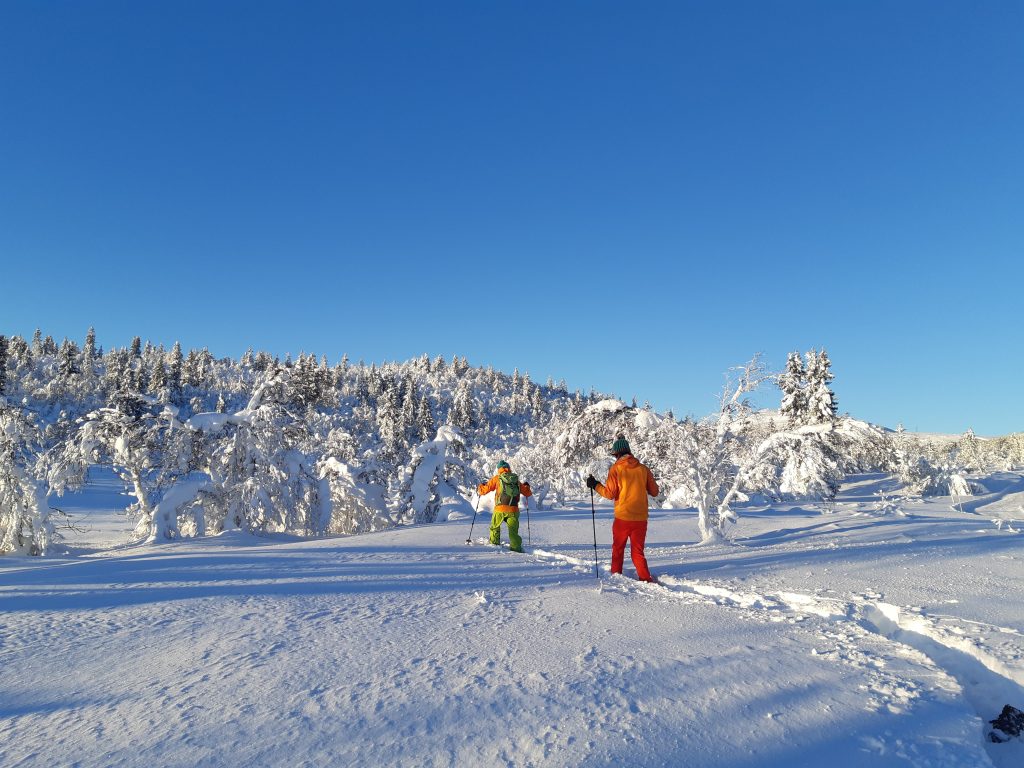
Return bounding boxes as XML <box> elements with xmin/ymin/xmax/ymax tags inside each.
<box><xmin>585</xmin><ymin>474</ymin><xmax>599</xmax><ymax>490</ymax></box>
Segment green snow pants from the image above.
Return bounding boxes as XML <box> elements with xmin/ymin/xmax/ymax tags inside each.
<box><xmin>490</xmin><ymin>510</ymin><xmax>522</xmax><ymax>552</ymax></box>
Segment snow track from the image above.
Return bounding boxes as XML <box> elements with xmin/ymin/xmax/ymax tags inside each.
<box><xmin>508</xmin><ymin>542</ymin><xmax>1024</xmax><ymax>767</ymax></box>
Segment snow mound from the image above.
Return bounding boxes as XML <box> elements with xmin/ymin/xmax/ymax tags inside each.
<box><xmin>585</xmin><ymin>399</ymin><xmax>627</xmax><ymax>414</ymax></box>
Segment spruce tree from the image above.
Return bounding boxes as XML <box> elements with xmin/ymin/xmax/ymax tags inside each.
<box><xmin>0</xmin><ymin>335</ymin><xmax>7</xmax><ymax>395</ymax></box>
<box><xmin>805</xmin><ymin>349</ymin><xmax>838</xmax><ymax>424</ymax></box>
<box><xmin>168</xmin><ymin>341</ymin><xmax>184</xmax><ymax>400</ymax></box>
<box><xmin>83</xmin><ymin>327</ymin><xmax>97</xmax><ymax>377</ymax></box>
<box><xmin>150</xmin><ymin>359</ymin><xmax>168</xmax><ymax>395</ymax></box>
<box><xmin>416</xmin><ymin>394</ymin><xmax>435</xmax><ymax>441</ymax></box>
<box><xmin>450</xmin><ymin>380</ymin><xmax>475</xmax><ymax>429</ymax></box>
<box><xmin>58</xmin><ymin>339</ymin><xmax>81</xmax><ymax>377</ymax></box>
<box><xmin>778</xmin><ymin>352</ymin><xmax>807</xmax><ymax>425</ymax></box>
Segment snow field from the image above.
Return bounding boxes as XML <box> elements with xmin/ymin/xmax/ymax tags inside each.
<box><xmin>2</xmin><ymin>475</ymin><xmax>1023</xmax><ymax>767</ymax></box>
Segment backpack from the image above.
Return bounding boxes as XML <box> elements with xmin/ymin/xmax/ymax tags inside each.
<box><xmin>496</xmin><ymin>472</ymin><xmax>521</xmax><ymax>507</ymax></box>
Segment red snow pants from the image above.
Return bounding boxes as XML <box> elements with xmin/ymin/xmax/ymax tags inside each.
<box><xmin>611</xmin><ymin>518</ymin><xmax>653</xmax><ymax>582</ymax></box>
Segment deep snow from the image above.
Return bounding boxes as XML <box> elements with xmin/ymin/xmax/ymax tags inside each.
<box><xmin>2</xmin><ymin>473</ymin><xmax>1023</xmax><ymax>767</ymax></box>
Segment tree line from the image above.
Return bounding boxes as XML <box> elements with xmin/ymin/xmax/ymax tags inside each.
<box><xmin>1</xmin><ymin>330</ymin><xmax>1019</xmax><ymax>555</ymax></box>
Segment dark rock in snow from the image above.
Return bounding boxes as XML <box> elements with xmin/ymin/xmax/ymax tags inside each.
<box><xmin>988</xmin><ymin>704</ymin><xmax>1024</xmax><ymax>743</ymax></box>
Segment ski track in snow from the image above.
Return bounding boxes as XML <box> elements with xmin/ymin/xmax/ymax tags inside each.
<box><xmin>3</xmin><ymin>479</ymin><xmax>1024</xmax><ymax>767</ymax></box>
<box><xmin>493</xmin><ymin>538</ymin><xmax>1024</xmax><ymax>767</ymax></box>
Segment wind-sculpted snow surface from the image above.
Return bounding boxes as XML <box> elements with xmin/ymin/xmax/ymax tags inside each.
<box><xmin>2</xmin><ymin>475</ymin><xmax>1023</xmax><ymax>767</ymax></box>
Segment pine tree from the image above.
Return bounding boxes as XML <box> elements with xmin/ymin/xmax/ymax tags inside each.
<box><xmin>168</xmin><ymin>341</ymin><xmax>184</xmax><ymax>401</ymax></box>
<box><xmin>416</xmin><ymin>394</ymin><xmax>435</xmax><ymax>441</ymax></box>
<box><xmin>450</xmin><ymin>379</ymin><xmax>475</xmax><ymax>429</ymax></box>
<box><xmin>130</xmin><ymin>336</ymin><xmax>142</xmax><ymax>358</ymax></box>
<box><xmin>400</xmin><ymin>374</ymin><xmax>416</xmax><ymax>439</ymax></box>
<box><xmin>150</xmin><ymin>359</ymin><xmax>168</xmax><ymax>396</ymax></box>
<box><xmin>58</xmin><ymin>339</ymin><xmax>81</xmax><ymax>377</ymax></box>
<box><xmin>83</xmin><ymin>327</ymin><xmax>97</xmax><ymax>377</ymax></box>
<box><xmin>0</xmin><ymin>335</ymin><xmax>7</xmax><ymax>396</ymax></box>
<box><xmin>377</xmin><ymin>378</ymin><xmax>405</xmax><ymax>458</ymax></box>
<box><xmin>530</xmin><ymin>386</ymin><xmax>546</xmax><ymax>423</ymax></box>
<box><xmin>805</xmin><ymin>349</ymin><xmax>838</xmax><ymax>424</ymax></box>
<box><xmin>778</xmin><ymin>352</ymin><xmax>807</xmax><ymax>425</ymax></box>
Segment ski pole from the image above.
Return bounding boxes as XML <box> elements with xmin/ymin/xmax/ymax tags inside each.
<box><xmin>525</xmin><ymin>497</ymin><xmax>531</xmax><ymax>547</ymax></box>
<box><xmin>590</xmin><ymin>487</ymin><xmax>599</xmax><ymax>579</ymax></box>
<box><xmin>465</xmin><ymin>493</ymin><xmax>482</xmax><ymax>544</ymax></box>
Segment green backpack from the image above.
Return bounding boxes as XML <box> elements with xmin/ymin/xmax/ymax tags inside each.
<box><xmin>497</xmin><ymin>472</ymin><xmax>521</xmax><ymax>507</ymax></box>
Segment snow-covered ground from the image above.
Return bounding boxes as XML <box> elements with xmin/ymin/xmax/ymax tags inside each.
<box><xmin>2</xmin><ymin>473</ymin><xmax>1023</xmax><ymax>767</ymax></box>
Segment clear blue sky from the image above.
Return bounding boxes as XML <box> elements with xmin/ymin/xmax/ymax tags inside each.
<box><xmin>1</xmin><ymin>1</ymin><xmax>1021</xmax><ymax>434</ymax></box>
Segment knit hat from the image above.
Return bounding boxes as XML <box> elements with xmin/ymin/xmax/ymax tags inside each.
<box><xmin>497</xmin><ymin>460</ymin><xmax>510</xmax><ymax>470</ymax></box>
<box><xmin>610</xmin><ymin>437</ymin><xmax>631</xmax><ymax>456</ymax></box>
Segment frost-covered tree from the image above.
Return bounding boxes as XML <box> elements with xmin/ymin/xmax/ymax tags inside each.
<box><xmin>74</xmin><ymin>392</ymin><xmax>165</xmax><ymax>539</ymax></box>
<box><xmin>805</xmin><ymin>349</ymin><xmax>838</xmax><ymax>424</ymax></box>
<box><xmin>0</xmin><ymin>405</ymin><xmax>54</xmax><ymax>555</ymax></box>
<box><xmin>450</xmin><ymin>379</ymin><xmax>476</xmax><ymax>430</ymax></box>
<box><xmin>760</xmin><ymin>424</ymin><xmax>843</xmax><ymax>502</ymax></box>
<box><xmin>675</xmin><ymin>356</ymin><xmax>776</xmax><ymax>542</ymax></box>
<box><xmin>168</xmin><ymin>341</ymin><xmax>184</xmax><ymax>402</ymax></box>
<box><xmin>149</xmin><ymin>359</ymin><xmax>168</xmax><ymax>399</ymax></box>
<box><xmin>83</xmin><ymin>327</ymin><xmax>97</xmax><ymax>378</ymax></box>
<box><xmin>393</xmin><ymin>427</ymin><xmax>467</xmax><ymax>525</ymax></box>
<box><xmin>188</xmin><ymin>370</ymin><xmax>328</xmax><ymax>537</ymax></box>
<box><xmin>956</xmin><ymin>428</ymin><xmax>983</xmax><ymax>471</ymax></box>
<box><xmin>778</xmin><ymin>352</ymin><xmax>807</xmax><ymax>425</ymax></box>
<box><xmin>416</xmin><ymin>394</ymin><xmax>435</xmax><ymax>442</ymax></box>
<box><xmin>0</xmin><ymin>334</ymin><xmax>8</xmax><ymax>395</ymax></box>
<box><xmin>57</xmin><ymin>338</ymin><xmax>81</xmax><ymax>378</ymax></box>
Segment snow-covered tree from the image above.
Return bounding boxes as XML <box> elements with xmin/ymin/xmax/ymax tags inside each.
<box><xmin>674</xmin><ymin>356</ymin><xmax>776</xmax><ymax>542</ymax></box>
<box><xmin>0</xmin><ymin>335</ymin><xmax>7</xmax><ymax>396</ymax></box>
<box><xmin>805</xmin><ymin>349</ymin><xmax>838</xmax><ymax>424</ymax></box>
<box><xmin>168</xmin><ymin>341</ymin><xmax>184</xmax><ymax>402</ymax></box>
<box><xmin>74</xmin><ymin>391</ymin><xmax>165</xmax><ymax>539</ymax></box>
<box><xmin>393</xmin><ymin>427</ymin><xmax>468</xmax><ymax>525</ymax></box>
<box><xmin>760</xmin><ymin>424</ymin><xmax>843</xmax><ymax>502</ymax></box>
<box><xmin>83</xmin><ymin>327</ymin><xmax>97</xmax><ymax>379</ymax></box>
<box><xmin>778</xmin><ymin>352</ymin><xmax>807</xmax><ymax>425</ymax></box>
<box><xmin>956</xmin><ymin>428</ymin><xmax>983</xmax><ymax>471</ymax></box>
<box><xmin>0</xmin><ymin>405</ymin><xmax>54</xmax><ymax>555</ymax></box>
<box><xmin>450</xmin><ymin>379</ymin><xmax>476</xmax><ymax>430</ymax></box>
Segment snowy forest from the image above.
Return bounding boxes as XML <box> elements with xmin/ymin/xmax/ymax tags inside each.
<box><xmin>2</xmin><ymin>329</ymin><xmax>1022</xmax><ymax>556</ymax></box>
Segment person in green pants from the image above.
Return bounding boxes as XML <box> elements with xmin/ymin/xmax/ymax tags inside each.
<box><xmin>477</xmin><ymin>460</ymin><xmax>533</xmax><ymax>552</ymax></box>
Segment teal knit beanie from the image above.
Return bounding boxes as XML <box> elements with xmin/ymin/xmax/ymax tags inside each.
<box><xmin>610</xmin><ymin>437</ymin><xmax>631</xmax><ymax>456</ymax></box>
<box><xmin>497</xmin><ymin>460</ymin><xmax>510</xmax><ymax>470</ymax></box>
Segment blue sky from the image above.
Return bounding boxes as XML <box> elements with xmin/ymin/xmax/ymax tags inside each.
<box><xmin>1</xmin><ymin>1</ymin><xmax>1021</xmax><ymax>434</ymax></box>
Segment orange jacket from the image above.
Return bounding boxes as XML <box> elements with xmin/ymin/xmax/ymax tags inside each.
<box><xmin>596</xmin><ymin>455</ymin><xmax>659</xmax><ymax>521</ymax></box>
<box><xmin>478</xmin><ymin>467</ymin><xmax>533</xmax><ymax>514</ymax></box>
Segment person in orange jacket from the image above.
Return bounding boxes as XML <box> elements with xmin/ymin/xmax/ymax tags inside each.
<box><xmin>478</xmin><ymin>460</ymin><xmax>532</xmax><ymax>552</ymax></box>
<box><xmin>586</xmin><ymin>436</ymin><xmax>660</xmax><ymax>582</ymax></box>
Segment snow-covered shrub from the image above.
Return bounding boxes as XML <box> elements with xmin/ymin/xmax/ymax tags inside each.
<box><xmin>319</xmin><ymin>457</ymin><xmax>392</xmax><ymax>534</ymax></box>
<box><xmin>393</xmin><ymin>426</ymin><xmax>467</xmax><ymax>525</ymax></box>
